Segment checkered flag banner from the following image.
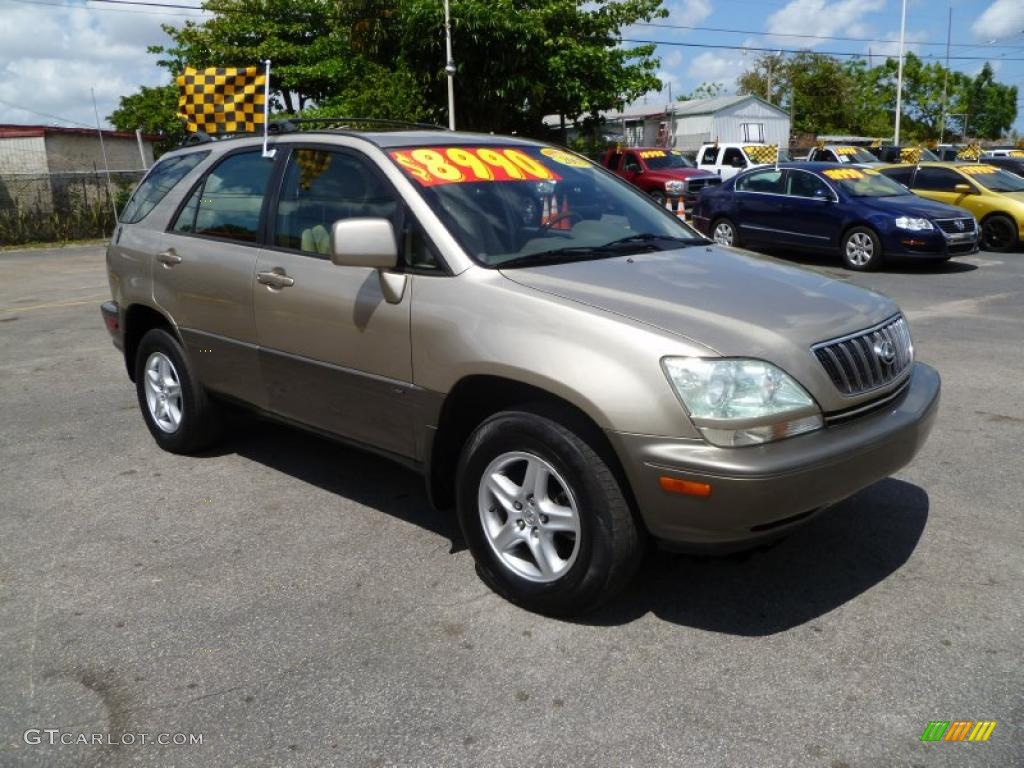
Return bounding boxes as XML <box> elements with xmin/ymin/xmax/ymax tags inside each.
<box><xmin>956</xmin><ymin>143</ymin><xmax>982</xmax><ymax>161</ymax></box>
<box><xmin>744</xmin><ymin>145</ymin><xmax>778</xmax><ymax>164</ymax></box>
<box><xmin>176</xmin><ymin>65</ymin><xmax>266</xmax><ymax>134</ymax></box>
<box><xmin>900</xmin><ymin>146</ymin><xmax>923</xmax><ymax>164</ymax></box>
<box><xmin>295</xmin><ymin>149</ymin><xmax>332</xmax><ymax>190</ymax></box>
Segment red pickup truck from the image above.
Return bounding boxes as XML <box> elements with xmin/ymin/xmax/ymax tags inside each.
<box><xmin>599</xmin><ymin>146</ymin><xmax>721</xmax><ymax>210</ymax></box>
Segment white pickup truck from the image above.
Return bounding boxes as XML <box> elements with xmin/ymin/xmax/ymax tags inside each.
<box><xmin>696</xmin><ymin>142</ymin><xmax>790</xmax><ymax>180</ymax></box>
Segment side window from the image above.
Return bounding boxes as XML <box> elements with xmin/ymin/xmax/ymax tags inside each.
<box><xmin>400</xmin><ymin>215</ymin><xmax>442</xmax><ymax>271</ymax></box>
<box><xmin>121</xmin><ymin>152</ymin><xmax>208</xmax><ymax>224</ymax></box>
<box><xmin>735</xmin><ymin>169</ymin><xmax>785</xmax><ymax>194</ymax></box>
<box><xmin>623</xmin><ymin>152</ymin><xmax>642</xmax><ymax>172</ymax></box>
<box><xmin>913</xmin><ymin>167</ymin><xmax>963</xmax><ymax>192</ymax></box>
<box><xmin>882</xmin><ymin>167</ymin><xmax>914</xmax><ymax>187</ymax></box>
<box><xmin>787</xmin><ymin>170</ymin><xmax>832</xmax><ymax>198</ymax></box>
<box><xmin>699</xmin><ymin>147</ymin><xmax>719</xmax><ymax>165</ymax></box>
<box><xmin>722</xmin><ymin>147</ymin><xmax>746</xmax><ymax>168</ymax></box>
<box><xmin>172</xmin><ymin>151</ymin><xmax>274</xmax><ymax>242</ymax></box>
<box><xmin>274</xmin><ymin>148</ymin><xmax>398</xmax><ymax>256</ymax></box>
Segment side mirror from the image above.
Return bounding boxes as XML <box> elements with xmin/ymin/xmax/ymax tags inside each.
<box><xmin>330</xmin><ymin>218</ymin><xmax>405</xmax><ymax>304</ymax></box>
<box><xmin>953</xmin><ymin>183</ymin><xmax>973</xmax><ymax>195</ymax></box>
<box><xmin>330</xmin><ymin>218</ymin><xmax>399</xmax><ymax>269</ymax></box>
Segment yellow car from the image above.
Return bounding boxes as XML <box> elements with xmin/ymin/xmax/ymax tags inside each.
<box><xmin>878</xmin><ymin>162</ymin><xmax>1024</xmax><ymax>252</ymax></box>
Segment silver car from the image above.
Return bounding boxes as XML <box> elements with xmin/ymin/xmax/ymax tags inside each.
<box><xmin>100</xmin><ymin>128</ymin><xmax>940</xmax><ymax>615</ymax></box>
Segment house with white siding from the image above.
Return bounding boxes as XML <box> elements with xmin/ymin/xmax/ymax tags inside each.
<box><xmin>546</xmin><ymin>94</ymin><xmax>791</xmax><ymax>151</ymax></box>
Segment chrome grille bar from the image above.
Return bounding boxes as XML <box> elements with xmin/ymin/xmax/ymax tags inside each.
<box><xmin>812</xmin><ymin>315</ymin><xmax>913</xmax><ymax>396</ymax></box>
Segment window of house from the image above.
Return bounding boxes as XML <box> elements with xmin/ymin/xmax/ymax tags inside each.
<box><xmin>740</xmin><ymin>123</ymin><xmax>765</xmax><ymax>143</ymax></box>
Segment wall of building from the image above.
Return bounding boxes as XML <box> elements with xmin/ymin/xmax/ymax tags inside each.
<box><xmin>0</xmin><ymin>136</ymin><xmax>49</xmax><ymax>174</ymax></box>
<box><xmin>45</xmin><ymin>133</ymin><xmax>152</xmax><ymax>174</ymax></box>
<box><xmin>713</xmin><ymin>101</ymin><xmax>790</xmax><ymax>148</ymax></box>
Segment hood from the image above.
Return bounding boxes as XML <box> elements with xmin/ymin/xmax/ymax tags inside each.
<box><xmin>856</xmin><ymin>194</ymin><xmax>969</xmax><ymax>219</ymax></box>
<box><xmin>500</xmin><ymin>245</ymin><xmax>897</xmax><ymax>385</ymax></box>
<box><xmin>644</xmin><ymin>168</ymin><xmax>717</xmax><ymax>181</ymax></box>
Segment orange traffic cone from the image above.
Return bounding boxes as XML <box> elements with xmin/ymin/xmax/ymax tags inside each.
<box><xmin>541</xmin><ymin>195</ymin><xmax>551</xmax><ymax>226</ymax></box>
<box><xmin>556</xmin><ymin>195</ymin><xmax>572</xmax><ymax>230</ymax></box>
<box><xmin>665</xmin><ymin>196</ymin><xmax>685</xmax><ymax>220</ymax></box>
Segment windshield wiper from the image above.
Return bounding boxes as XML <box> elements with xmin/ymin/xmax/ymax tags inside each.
<box><xmin>496</xmin><ymin>233</ymin><xmax>702</xmax><ymax>269</ymax></box>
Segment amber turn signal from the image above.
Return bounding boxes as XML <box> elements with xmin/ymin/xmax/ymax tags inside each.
<box><xmin>658</xmin><ymin>476</ymin><xmax>712</xmax><ymax>497</ymax></box>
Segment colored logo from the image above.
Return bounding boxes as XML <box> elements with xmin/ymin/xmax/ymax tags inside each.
<box><xmin>920</xmin><ymin>721</ymin><xmax>997</xmax><ymax>742</ymax></box>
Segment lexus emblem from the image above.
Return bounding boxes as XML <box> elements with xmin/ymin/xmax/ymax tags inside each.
<box><xmin>874</xmin><ymin>339</ymin><xmax>897</xmax><ymax>366</ymax></box>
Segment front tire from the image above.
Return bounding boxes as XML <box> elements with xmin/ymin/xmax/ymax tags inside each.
<box><xmin>711</xmin><ymin>217</ymin><xmax>740</xmax><ymax>247</ymax></box>
<box><xmin>842</xmin><ymin>226</ymin><xmax>883</xmax><ymax>270</ymax></box>
<box><xmin>456</xmin><ymin>409</ymin><xmax>643</xmax><ymax>616</ymax></box>
<box><xmin>980</xmin><ymin>214</ymin><xmax>1019</xmax><ymax>253</ymax></box>
<box><xmin>134</xmin><ymin>328</ymin><xmax>221</xmax><ymax>454</ymax></box>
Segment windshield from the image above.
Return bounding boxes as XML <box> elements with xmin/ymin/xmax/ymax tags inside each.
<box><xmin>388</xmin><ymin>145</ymin><xmax>706</xmax><ymax>267</ymax></box>
<box><xmin>822</xmin><ymin>167</ymin><xmax>911</xmax><ymax>197</ymax></box>
<box><xmin>832</xmin><ymin>146</ymin><xmax>878</xmax><ymax>164</ymax></box>
<box><xmin>642</xmin><ymin>150</ymin><xmax>694</xmax><ymax>170</ymax></box>
<box><xmin>958</xmin><ymin>164</ymin><xmax>1024</xmax><ymax>192</ymax></box>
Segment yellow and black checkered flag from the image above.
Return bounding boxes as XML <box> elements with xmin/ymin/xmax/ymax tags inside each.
<box><xmin>744</xmin><ymin>145</ymin><xmax>778</xmax><ymax>164</ymax></box>
<box><xmin>176</xmin><ymin>65</ymin><xmax>266</xmax><ymax>134</ymax></box>
<box><xmin>956</xmin><ymin>143</ymin><xmax>982</xmax><ymax>161</ymax></box>
<box><xmin>295</xmin><ymin>149</ymin><xmax>332</xmax><ymax>190</ymax></box>
<box><xmin>900</xmin><ymin>146</ymin><xmax>923</xmax><ymax>164</ymax></box>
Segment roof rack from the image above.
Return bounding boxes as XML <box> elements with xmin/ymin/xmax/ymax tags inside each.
<box><xmin>268</xmin><ymin>117</ymin><xmax>448</xmax><ymax>133</ymax></box>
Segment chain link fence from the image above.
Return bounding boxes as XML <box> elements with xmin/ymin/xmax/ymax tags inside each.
<box><xmin>0</xmin><ymin>170</ymin><xmax>145</xmax><ymax>246</ymax></box>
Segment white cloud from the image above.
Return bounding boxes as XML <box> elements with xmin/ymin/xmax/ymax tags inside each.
<box><xmin>971</xmin><ymin>0</ymin><xmax>1024</xmax><ymax>42</ymax></box>
<box><xmin>0</xmin><ymin>4</ymin><xmax>208</xmax><ymax>128</ymax></box>
<box><xmin>686</xmin><ymin>51</ymin><xmax>749</xmax><ymax>84</ymax></box>
<box><xmin>867</xmin><ymin>30</ymin><xmax>928</xmax><ymax>60</ymax></box>
<box><xmin>764</xmin><ymin>0</ymin><xmax>885</xmax><ymax>47</ymax></box>
<box><xmin>665</xmin><ymin>0</ymin><xmax>714</xmax><ymax>26</ymax></box>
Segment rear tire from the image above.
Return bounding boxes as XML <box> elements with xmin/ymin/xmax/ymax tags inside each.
<box><xmin>980</xmin><ymin>214</ymin><xmax>1018</xmax><ymax>253</ymax></box>
<box><xmin>841</xmin><ymin>226</ymin><xmax>883</xmax><ymax>271</ymax></box>
<box><xmin>456</xmin><ymin>409</ymin><xmax>643</xmax><ymax>616</ymax></box>
<box><xmin>711</xmin><ymin>217</ymin><xmax>740</xmax><ymax>247</ymax></box>
<box><xmin>134</xmin><ymin>328</ymin><xmax>221</xmax><ymax>454</ymax></box>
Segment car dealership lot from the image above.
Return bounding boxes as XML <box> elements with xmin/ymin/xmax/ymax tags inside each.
<box><xmin>1</xmin><ymin>244</ymin><xmax>1021</xmax><ymax>767</ymax></box>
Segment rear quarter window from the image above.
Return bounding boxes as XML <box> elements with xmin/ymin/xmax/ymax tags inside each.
<box><xmin>120</xmin><ymin>152</ymin><xmax>209</xmax><ymax>224</ymax></box>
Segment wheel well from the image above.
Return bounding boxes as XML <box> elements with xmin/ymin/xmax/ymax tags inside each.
<box><xmin>427</xmin><ymin>375</ymin><xmax>636</xmax><ymax>515</ymax></box>
<box><xmin>123</xmin><ymin>304</ymin><xmax>175</xmax><ymax>381</ymax></box>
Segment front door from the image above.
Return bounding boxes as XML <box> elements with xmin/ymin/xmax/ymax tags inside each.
<box><xmin>155</xmin><ymin>149</ymin><xmax>277</xmax><ymax>404</ymax></box>
<box><xmin>733</xmin><ymin>167</ymin><xmax>787</xmax><ymax>245</ymax></box>
<box><xmin>783</xmin><ymin>169</ymin><xmax>841</xmax><ymax>248</ymax></box>
<box><xmin>910</xmin><ymin>166</ymin><xmax>980</xmax><ymax>215</ymax></box>
<box><xmin>252</xmin><ymin>146</ymin><xmax>416</xmax><ymax>457</ymax></box>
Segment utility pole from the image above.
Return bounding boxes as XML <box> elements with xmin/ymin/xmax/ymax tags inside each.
<box><xmin>939</xmin><ymin>7</ymin><xmax>951</xmax><ymax>143</ymax></box>
<box><xmin>894</xmin><ymin>0</ymin><xmax>908</xmax><ymax>145</ymax></box>
<box><xmin>444</xmin><ymin>0</ymin><xmax>456</xmax><ymax>130</ymax></box>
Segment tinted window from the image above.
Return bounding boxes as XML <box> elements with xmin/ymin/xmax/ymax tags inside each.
<box><xmin>121</xmin><ymin>152</ymin><xmax>208</xmax><ymax>224</ymax></box>
<box><xmin>699</xmin><ymin>147</ymin><xmax>719</xmax><ymax>165</ymax></box>
<box><xmin>881</xmin><ymin>167</ymin><xmax>914</xmax><ymax>187</ymax></box>
<box><xmin>623</xmin><ymin>152</ymin><xmax>642</xmax><ymax>172</ymax></box>
<box><xmin>787</xmin><ymin>170</ymin><xmax>832</xmax><ymax>198</ymax></box>
<box><xmin>172</xmin><ymin>151</ymin><xmax>274</xmax><ymax>243</ymax></box>
<box><xmin>912</xmin><ymin>167</ymin><xmax>964</xmax><ymax>192</ymax></box>
<box><xmin>722</xmin><ymin>147</ymin><xmax>746</xmax><ymax>167</ymax></box>
<box><xmin>274</xmin><ymin>149</ymin><xmax>398</xmax><ymax>256</ymax></box>
<box><xmin>735</xmin><ymin>169</ymin><xmax>784</xmax><ymax>194</ymax></box>
<box><xmin>809</xmin><ymin>149</ymin><xmax>832</xmax><ymax>162</ymax></box>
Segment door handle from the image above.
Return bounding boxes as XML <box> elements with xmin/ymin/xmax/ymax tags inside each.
<box><xmin>156</xmin><ymin>249</ymin><xmax>182</xmax><ymax>266</ymax></box>
<box><xmin>256</xmin><ymin>270</ymin><xmax>295</xmax><ymax>288</ymax></box>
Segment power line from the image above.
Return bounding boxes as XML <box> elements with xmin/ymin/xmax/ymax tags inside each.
<box><xmin>0</xmin><ymin>97</ymin><xmax>96</xmax><ymax>128</ymax></box>
<box><xmin>634</xmin><ymin>22</ymin><xmax>1024</xmax><ymax>50</ymax></box>
<box><xmin>620</xmin><ymin>38</ymin><xmax>1024</xmax><ymax>62</ymax></box>
<box><xmin>86</xmin><ymin>0</ymin><xmax>202</xmax><ymax>8</ymax></box>
<box><xmin>5</xmin><ymin>0</ymin><xmax>208</xmax><ymax>15</ymax></box>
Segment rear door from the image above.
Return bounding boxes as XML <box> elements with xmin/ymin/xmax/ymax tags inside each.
<box><xmin>252</xmin><ymin>145</ymin><xmax>419</xmax><ymax>457</ymax></box>
<box><xmin>155</xmin><ymin>149</ymin><xmax>277</xmax><ymax>404</ymax></box>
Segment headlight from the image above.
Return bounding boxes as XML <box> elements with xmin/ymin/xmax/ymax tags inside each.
<box><xmin>894</xmin><ymin>216</ymin><xmax>934</xmax><ymax>231</ymax></box>
<box><xmin>664</xmin><ymin>180</ymin><xmax>685</xmax><ymax>195</ymax></box>
<box><xmin>662</xmin><ymin>357</ymin><xmax>823</xmax><ymax>447</ymax></box>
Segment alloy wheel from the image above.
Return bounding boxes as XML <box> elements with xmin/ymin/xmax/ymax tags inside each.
<box><xmin>143</xmin><ymin>351</ymin><xmax>183</xmax><ymax>433</ymax></box>
<box><xmin>845</xmin><ymin>232</ymin><xmax>874</xmax><ymax>266</ymax></box>
<box><xmin>477</xmin><ymin>451</ymin><xmax>581</xmax><ymax>583</ymax></box>
<box><xmin>713</xmin><ymin>222</ymin><xmax>735</xmax><ymax>246</ymax></box>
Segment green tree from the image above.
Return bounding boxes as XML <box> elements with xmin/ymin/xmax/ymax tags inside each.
<box><xmin>106</xmin><ymin>84</ymin><xmax>185</xmax><ymax>156</ymax></box>
<box><xmin>954</xmin><ymin>63</ymin><xmax>1018</xmax><ymax>139</ymax></box>
<box><xmin>678</xmin><ymin>82</ymin><xmax>724</xmax><ymax>101</ymax></box>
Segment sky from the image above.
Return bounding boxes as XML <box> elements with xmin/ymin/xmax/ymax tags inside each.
<box><xmin>0</xmin><ymin>0</ymin><xmax>1021</xmax><ymax>133</ymax></box>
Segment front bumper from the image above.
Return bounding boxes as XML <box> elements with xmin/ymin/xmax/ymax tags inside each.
<box><xmin>100</xmin><ymin>300</ymin><xmax>123</xmax><ymax>350</ymax></box>
<box><xmin>882</xmin><ymin>228</ymin><xmax>978</xmax><ymax>258</ymax></box>
<box><xmin>608</xmin><ymin>362</ymin><xmax>940</xmax><ymax>550</ymax></box>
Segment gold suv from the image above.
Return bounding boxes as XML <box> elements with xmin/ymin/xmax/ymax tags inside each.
<box><xmin>878</xmin><ymin>162</ymin><xmax>1024</xmax><ymax>252</ymax></box>
<box><xmin>100</xmin><ymin>126</ymin><xmax>940</xmax><ymax>615</ymax></box>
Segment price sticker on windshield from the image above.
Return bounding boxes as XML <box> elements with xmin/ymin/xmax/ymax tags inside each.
<box><xmin>390</xmin><ymin>147</ymin><xmax>561</xmax><ymax>187</ymax></box>
<box><xmin>834</xmin><ymin>146</ymin><xmax>858</xmax><ymax>155</ymax></box>
<box><xmin>639</xmin><ymin>150</ymin><xmax>666</xmax><ymax>159</ymax></box>
<box><xmin>959</xmin><ymin>164</ymin><xmax>998</xmax><ymax>176</ymax></box>
<box><xmin>823</xmin><ymin>168</ymin><xmax>864</xmax><ymax>180</ymax></box>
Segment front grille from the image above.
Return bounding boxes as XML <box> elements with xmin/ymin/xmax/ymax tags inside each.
<box><xmin>813</xmin><ymin>314</ymin><xmax>913</xmax><ymax>396</ymax></box>
<box><xmin>685</xmin><ymin>177</ymin><xmax>722</xmax><ymax>194</ymax></box>
<box><xmin>934</xmin><ymin>217</ymin><xmax>976</xmax><ymax>235</ymax></box>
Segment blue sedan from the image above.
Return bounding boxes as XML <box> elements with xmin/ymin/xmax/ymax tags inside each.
<box><xmin>691</xmin><ymin>162</ymin><xmax>979</xmax><ymax>270</ymax></box>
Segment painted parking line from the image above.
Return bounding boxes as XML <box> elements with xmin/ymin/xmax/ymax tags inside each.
<box><xmin>0</xmin><ymin>296</ymin><xmax>107</xmax><ymax>313</ymax></box>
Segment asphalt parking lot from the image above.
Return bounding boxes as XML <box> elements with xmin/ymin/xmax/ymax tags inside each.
<box><xmin>1</xmin><ymin>243</ymin><xmax>1021</xmax><ymax>768</ymax></box>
